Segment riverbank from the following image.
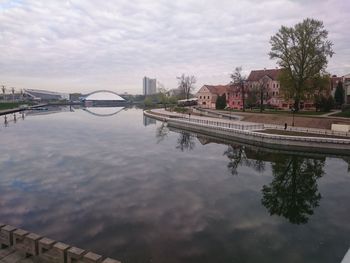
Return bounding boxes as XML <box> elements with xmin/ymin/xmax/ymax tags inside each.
<box><xmin>196</xmin><ymin>108</ymin><xmax>350</xmax><ymax>130</ymax></box>
<box><xmin>144</xmin><ymin>109</ymin><xmax>350</xmax><ymax>155</ymax></box>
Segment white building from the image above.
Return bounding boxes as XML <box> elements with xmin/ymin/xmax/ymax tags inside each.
<box><xmin>23</xmin><ymin>89</ymin><xmax>69</xmax><ymax>101</ymax></box>
<box><xmin>143</xmin><ymin>76</ymin><xmax>157</xmax><ymax>95</ymax></box>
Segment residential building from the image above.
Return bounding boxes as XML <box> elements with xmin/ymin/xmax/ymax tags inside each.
<box><xmin>247</xmin><ymin>68</ymin><xmax>285</xmax><ymax>108</ymax></box>
<box><xmin>143</xmin><ymin>76</ymin><xmax>157</xmax><ymax>96</ymax></box>
<box><xmin>196</xmin><ymin>84</ymin><xmax>242</xmax><ymax>109</ymax></box>
<box><xmin>247</xmin><ymin>68</ymin><xmax>316</xmax><ymax>110</ymax></box>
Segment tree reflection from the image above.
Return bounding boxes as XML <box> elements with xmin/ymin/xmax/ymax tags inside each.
<box><xmin>176</xmin><ymin>132</ymin><xmax>195</xmax><ymax>151</ymax></box>
<box><xmin>223</xmin><ymin>145</ymin><xmax>266</xmax><ymax>175</ymax></box>
<box><xmin>261</xmin><ymin>155</ymin><xmax>325</xmax><ymax>224</ymax></box>
<box><xmin>155</xmin><ymin>122</ymin><xmax>169</xmax><ymax>143</ymax></box>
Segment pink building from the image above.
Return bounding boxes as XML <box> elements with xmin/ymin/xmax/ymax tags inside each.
<box><xmin>196</xmin><ymin>84</ymin><xmax>243</xmax><ymax>109</ymax></box>
<box><xmin>247</xmin><ymin>68</ymin><xmax>316</xmax><ymax>110</ymax></box>
<box><xmin>246</xmin><ymin>68</ymin><xmax>289</xmax><ymax>109</ymax></box>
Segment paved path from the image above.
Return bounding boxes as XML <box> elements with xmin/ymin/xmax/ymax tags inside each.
<box><xmin>148</xmin><ymin>108</ymin><xmax>350</xmax><ymax>138</ymax></box>
<box><xmin>151</xmin><ymin>108</ymin><xmax>257</xmax><ymax>126</ymax></box>
<box><xmin>319</xmin><ymin>110</ymin><xmax>341</xmax><ymax>117</ymax></box>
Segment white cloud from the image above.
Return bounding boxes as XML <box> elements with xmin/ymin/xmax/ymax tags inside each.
<box><xmin>0</xmin><ymin>0</ymin><xmax>349</xmax><ymax>94</ymax></box>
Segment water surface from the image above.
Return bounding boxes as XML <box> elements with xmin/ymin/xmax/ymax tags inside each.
<box><xmin>1</xmin><ymin>107</ymin><xmax>350</xmax><ymax>263</ymax></box>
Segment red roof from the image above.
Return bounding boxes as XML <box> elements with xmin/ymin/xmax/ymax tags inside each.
<box><xmin>202</xmin><ymin>84</ymin><xmax>239</xmax><ymax>95</ymax></box>
<box><xmin>247</xmin><ymin>68</ymin><xmax>282</xmax><ymax>81</ymax></box>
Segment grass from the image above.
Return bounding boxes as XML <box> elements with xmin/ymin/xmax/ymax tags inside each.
<box><xmin>331</xmin><ymin>110</ymin><xmax>350</xmax><ymax>118</ymax></box>
<box><xmin>0</xmin><ymin>102</ymin><xmax>22</xmax><ymax>110</ymax></box>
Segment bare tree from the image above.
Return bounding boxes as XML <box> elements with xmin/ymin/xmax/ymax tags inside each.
<box><xmin>177</xmin><ymin>74</ymin><xmax>196</xmax><ymax>100</ymax></box>
<box><xmin>11</xmin><ymin>87</ymin><xmax>15</xmax><ymax>102</ymax></box>
<box><xmin>1</xmin><ymin>85</ymin><xmax>6</xmax><ymax>101</ymax></box>
<box><xmin>20</xmin><ymin>89</ymin><xmax>24</xmax><ymax>101</ymax></box>
<box><xmin>230</xmin><ymin>67</ymin><xmax>247</xmax><ymax>112</ymax></box>
<box><xmin>258</xmin><ymin>76</ymin><xmax>270</xmax><ymax>112</ymax></box>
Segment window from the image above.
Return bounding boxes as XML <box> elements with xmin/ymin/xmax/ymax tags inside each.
<box><xmin>208</xmin><ymin>96</ymin><xmax>210</xmax><ymax>99</ymax></box>
<box><xmin>273</xmin><ymin>83</ymin><xmax>275</xmax><ymax>88</ymax></box>
<box><xmin>272</xmin><ymin>91</ymin><xmax>275</xmax><ymax>96</ymax></box>
<box><xmin>267</xmin><ymin>83</ymin><xmax>269</xmax><ymax>88</ymax></box>
<box><xmin>199</xmin><ymin>96</ymin><xmax>202</xmax><ymax>99</ymax></box>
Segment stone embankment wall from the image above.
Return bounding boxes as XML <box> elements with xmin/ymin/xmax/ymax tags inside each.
<box><xmin>144</xmin><ymin>111</ymin><xmax>350</xmax><ymax>155</ymax></box>
<box><xmin>0</xmin><ymin>224</ymin><xmax>121</xmax><ymax>263</ymax></box>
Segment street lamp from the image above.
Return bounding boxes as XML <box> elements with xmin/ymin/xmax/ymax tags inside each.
<box><xmin>291</xmin><ymin>107</ymin><xmax>296</xmax><ymax>127</ymax></box>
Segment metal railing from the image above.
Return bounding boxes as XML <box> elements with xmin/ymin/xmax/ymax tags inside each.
<box><xmin>265</xmin><ymin>124</ymin><xmax>350</xmax><ymax>138</ymax></box>
<box><xmin>176</xmin><ymin>116</ymin><xmax>264</xmax><ymax>131</ymax></box>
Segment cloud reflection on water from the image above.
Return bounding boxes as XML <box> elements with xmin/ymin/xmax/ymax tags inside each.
<box><xmin>0</xmin><ymin>108</ymin><xmax>350</xmax><ymax>263</ymax></box>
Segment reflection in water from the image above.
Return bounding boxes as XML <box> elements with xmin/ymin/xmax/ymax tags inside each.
<box><xmin>3</xmin><ymin>113</ymin><xmax>25</xmax><ymax>127</ymax></box>
<box><xmin>143</xmin><ymin>115</ymin><xmax>156</xmax><ymax>126</ymax></box>
<box><xmin>176</xmin><ymin>132</ymin><xmax>195</xmax><ymax>151</ymax></box>
<box><xmin>191</xmin><ymin>134</ymin><xmax>326</xmax><ymax>224</ymax></box>
<box><xmin>223</xmin><ymin>145</ymin><xmax>266</xmax><ymax>175</ymax></box>
<box><xmin>155</xmin><ymin>123</ymin><xmax>169</xmax><ymax>143</ymax></box>
<box><xmin>82</xmin><ymin>107</ymin><xmax>125</xmax><ymax>117</ymax></box>
<box><xmin>262</xmin><ymin>155</ymin><xmax>324</xmax><ymax>224</ymax></box>
<box><xmin>1</xmin><ymin>112</ymin><xmax>350</xmax><ymax>263</ymax></box>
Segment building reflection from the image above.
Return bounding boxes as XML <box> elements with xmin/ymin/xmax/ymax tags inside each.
<box><xmin>143</xmin><ymin>115</ymin><xmax>156</xmax><ymax>126</ymax></box>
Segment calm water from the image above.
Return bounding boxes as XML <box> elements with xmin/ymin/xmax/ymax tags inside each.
<box><xmin>1</xmin><ymin>106</ymin><xmax>350</xmax><ymax>263</ymax></box>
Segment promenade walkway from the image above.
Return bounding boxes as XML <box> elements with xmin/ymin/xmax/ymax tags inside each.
<box><xmin>145</xmin><ymin>109</ymin><xmax>350</xmax><ymax>154</ymax></box>
<box><xmin>151</xmin><ymin>108</ymin><xmax>350</xmax><ymax>138</ymax></box>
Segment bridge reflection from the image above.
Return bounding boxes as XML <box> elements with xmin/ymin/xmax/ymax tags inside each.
<box><xmin>82</xmin><ymin>107</ymin><xmax>125</xmax><ymax>117</ymax></box>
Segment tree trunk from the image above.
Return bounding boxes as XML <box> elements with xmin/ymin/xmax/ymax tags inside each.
<box><xmin>242</xmin><ymin>84</ymin><xmax>245</xmax><ymax>112</ymax></box>
<box><xmin>294</xmin><ymin>98</ymin><xmax>300</xmax><ymax>112</ymax></box>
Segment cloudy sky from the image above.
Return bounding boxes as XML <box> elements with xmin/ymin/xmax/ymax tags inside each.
<box><xmin>0</xmin><ymin>0</ymin><xmax>349</xmax><ymax>94</ymax></box>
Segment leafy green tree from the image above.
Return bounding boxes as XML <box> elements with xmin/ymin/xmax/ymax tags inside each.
<box><xmin>269</xmin><ymin>18</ymin><xmax>334</xmax><ymax>111</ymax></box>
<box><xmin>334</xmin><ymin>81</ymin><xmax>345</xmax><ymax>107</ymax></box>
<box><xmin>315</xmin><ymin>95</ymin><xmax>334</xmax><ymax>112</ymax></box>
<box><xmin>262</xmin><ymin>155</ymin><xmax>325</xmax><ymax>224</ymax></box>
<box><xmin>215</xmin><ymin>94</ymin><xmax>226</xmax><ymax>109</ymax></box>
<box><xmin>144</xmin><ymin>97</ymin><xmax>154</xmax><ymax>107</ymax></box>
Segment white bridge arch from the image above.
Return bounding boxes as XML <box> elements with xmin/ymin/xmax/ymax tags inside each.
<box><xmin>83</xmin><ymin>90</ymin><xmax>125</xmax><ymax>101</ymax></box>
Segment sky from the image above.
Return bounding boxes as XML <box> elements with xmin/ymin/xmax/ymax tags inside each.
<box><xmin>0</xmin><ymin>0</ymin><xmax>349</xmax><ymax>94</ymax></box>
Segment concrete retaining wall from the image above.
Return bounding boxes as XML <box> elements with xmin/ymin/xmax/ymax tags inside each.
<box><xmin>0</xmin><ymin>224</ymin><xmax>121</xmax><ymax>263</ymax></box>
<box><xmin>144</xmin><ymin>111</ymin><xmax>350</xmax><ymax>154</ymax></box>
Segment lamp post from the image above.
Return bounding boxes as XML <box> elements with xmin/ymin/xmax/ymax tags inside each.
<box><xmin>291</xmin><ymin>107</ymin><xmax>296</xmax><ymax>127</ymax></box>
